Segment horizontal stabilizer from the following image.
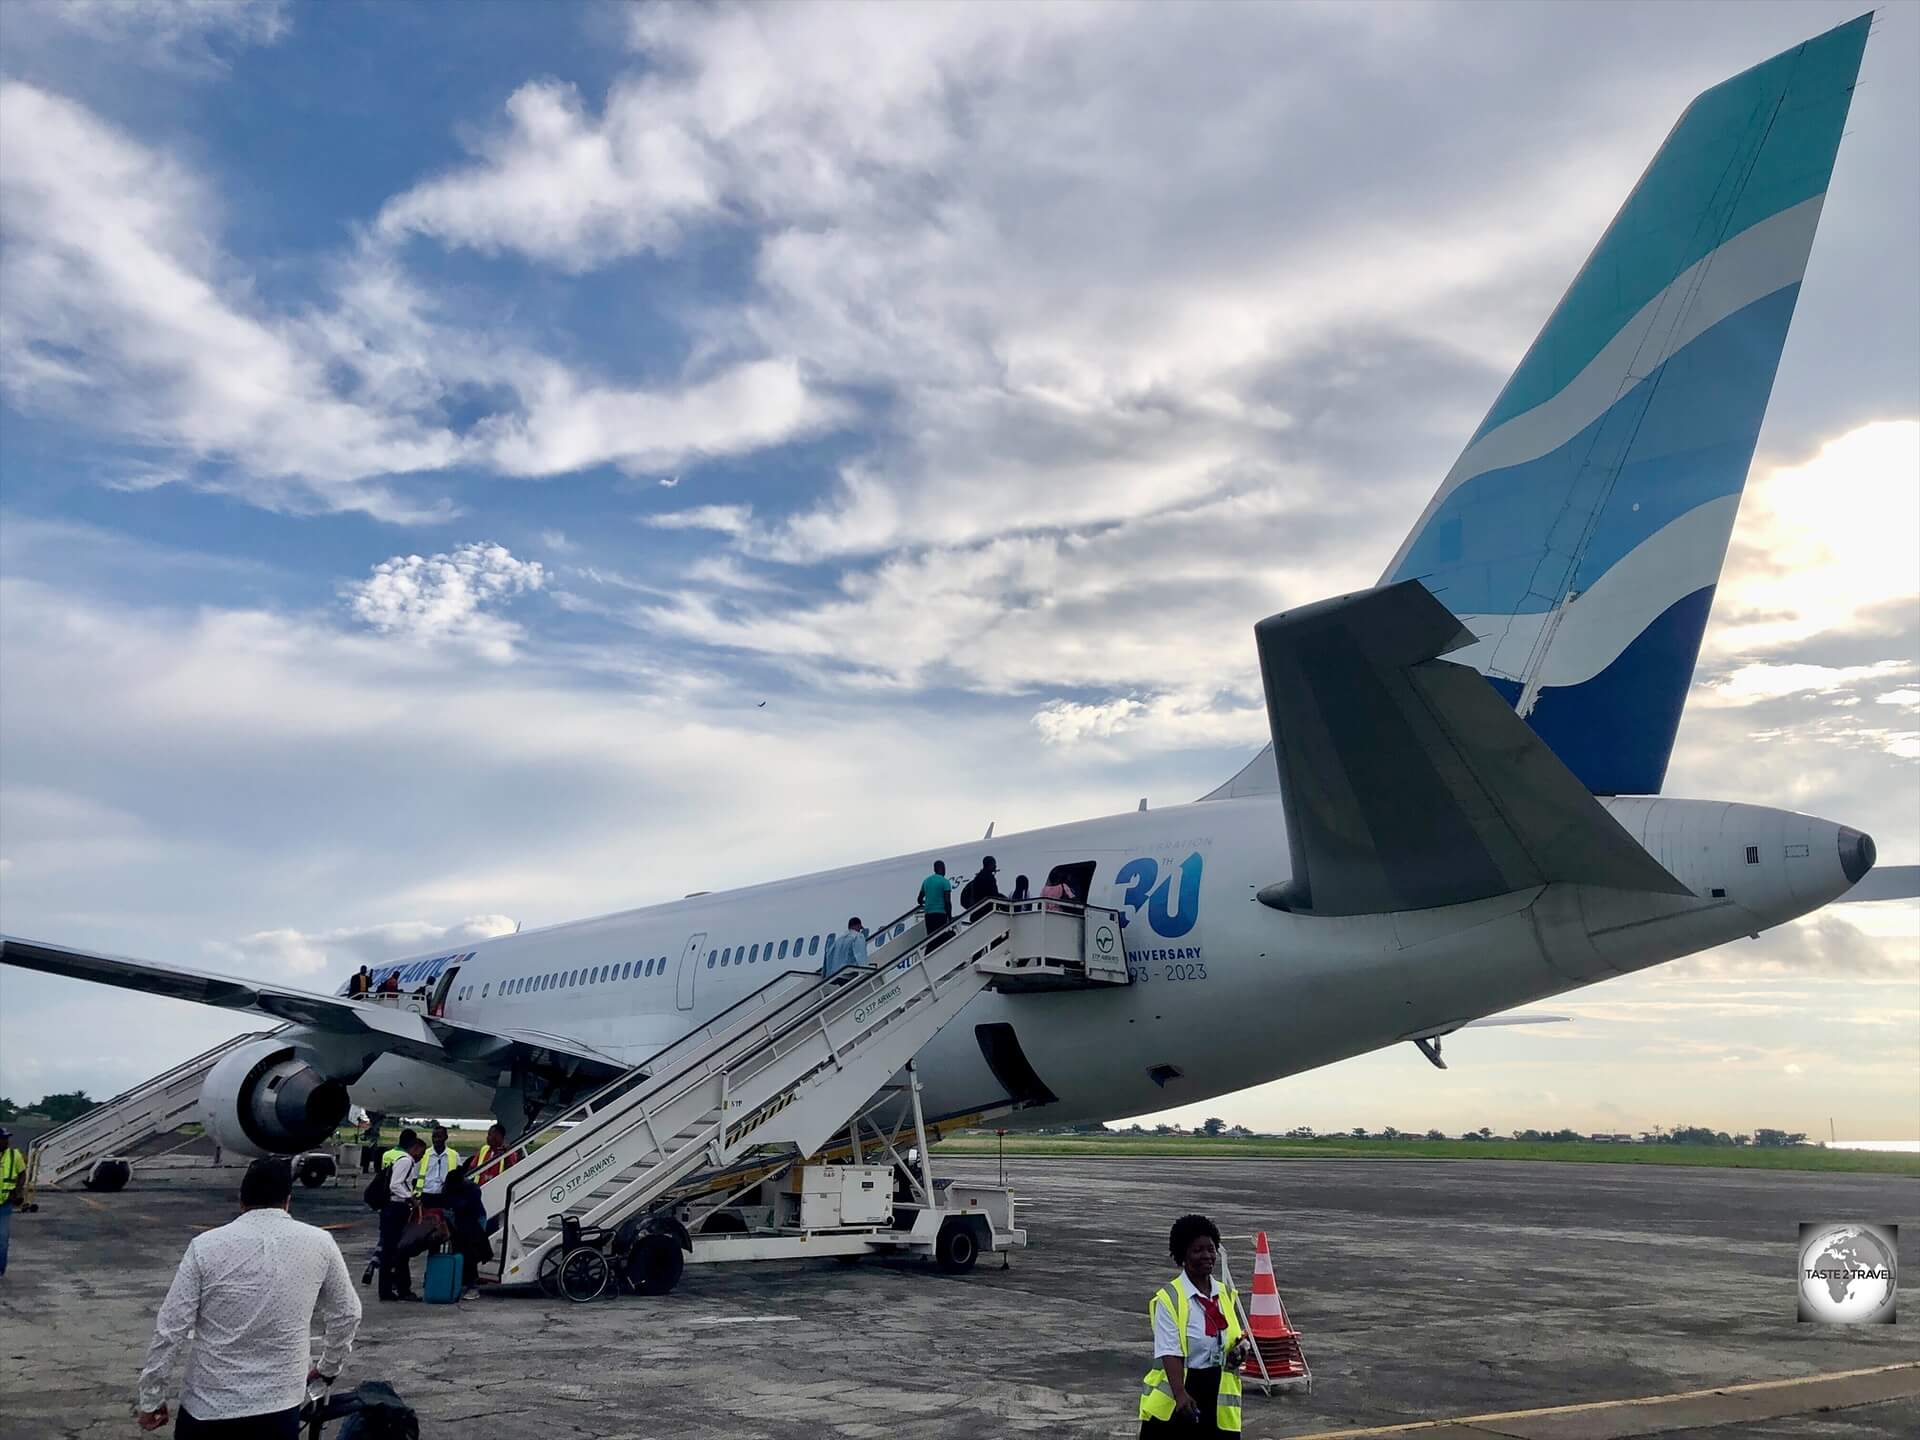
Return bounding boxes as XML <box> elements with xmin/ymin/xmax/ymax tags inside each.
<box><xmin>1839</xmin><ymin>865</ymin><xmax>1919</xmax><ymax>903</ymax></box>
<box><xmin>1254</xmin><ymin>581</ymin><xmax>1690</xmax><ymax>916</ymax></box>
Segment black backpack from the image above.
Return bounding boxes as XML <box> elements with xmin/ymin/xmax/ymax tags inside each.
<box><xmin>362</xmin><ymin>1165</ymin><xmax>392</xmax><ymax>1213</ymax></box>
<box><xmin>308</xmin><ymin>1380</ymin><xmax>418</xmax><ymax>1440</ymax></box>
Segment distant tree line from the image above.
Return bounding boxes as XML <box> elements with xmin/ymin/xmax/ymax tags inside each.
<box><xmin>1038</xmin><ymin>1120</ymin><xmax>1814</xmax><ymax>1146</ymax></box>
<box><xmin>0</xmin><ymin>1091</ymin><xmax>99</xmax><ymax>1125</ymax></box>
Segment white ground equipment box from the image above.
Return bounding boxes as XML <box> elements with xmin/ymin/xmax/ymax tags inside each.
<box><xmin>796</xmin><ymin>1164</ymin><xmax>894</xmax><ymax>1228</ymax></box>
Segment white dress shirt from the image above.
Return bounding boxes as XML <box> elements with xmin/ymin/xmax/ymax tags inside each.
<box><xmin>1152</xmin><ymin>1271</ymin><xmax>1226</xmax><ymax>1368</ymax></box>
<box><xmin>137</xmin><ymin>1207</ymin><xmax>361</xmax><ymax>1419</ymax></box>
<box><xmin>418</xmin><ymin>1145</ymin><xmax>459</xmax><ymax>1195</ymax></box>
<box><xmin>388</xmin><ymin>1150</ymin><xmax>419</xmax><ymax>1202</ymax></box>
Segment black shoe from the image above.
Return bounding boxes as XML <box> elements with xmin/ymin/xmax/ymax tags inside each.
<box><xmin>397</xmin><ymin>1292</ymin><xmax>421</xmax><ymax>1302</ymax></box>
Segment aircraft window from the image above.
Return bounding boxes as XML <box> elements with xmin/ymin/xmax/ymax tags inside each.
<box><xmin>808</xmin><ymin>935</ymin><xmax>820</xmax><ymax>956</ymax></box>
<box><xmin>778</xmin><ymin>939</ymin><xmax>789</xmax><ymax>959</ymax></box>
<box><xmin>640</xmin><ymin>958</ymin><xmax>650</xmax><ymax>977</ymax></box>
<box><xmin>597</xmin><ymin>965</ymin><xmax>608</xmax><ymax>982</ymax></box>
<box><xmin>482</xmin><ymin>984</ymin><xmax>490</xmax><ymax>998</ymax></box>
<box><xmin>648</xmin><ymin>958</ymin><xmax>659</xmax><ymax>976</ymax></box>
<box><xmin>707</xmin><ymin>950</ymin><xmax>716</xmax><ymax>968</ymax></box>
<box><xmin>746</xmin><ymin>944</ymin><xmax>757</xmax><ymax>963</ymax></box>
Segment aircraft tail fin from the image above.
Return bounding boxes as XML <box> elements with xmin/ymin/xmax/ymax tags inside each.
<box><xmin>1381</xmin><ymin>15</ymin><xmax>1869</xmax><ymax>795</ymax></box>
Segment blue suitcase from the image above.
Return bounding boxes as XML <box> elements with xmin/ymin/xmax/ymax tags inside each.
<box><xmin>422</xmin><ymin>1252</ymin><xmax>463</xmax><ymax>1304</ymax></box>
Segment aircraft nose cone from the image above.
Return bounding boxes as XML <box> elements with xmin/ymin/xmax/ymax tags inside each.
<box><xmin>1838</xmin><ymin>827</ymin><xmax>1876</xmax><ymax>886</ymax></box>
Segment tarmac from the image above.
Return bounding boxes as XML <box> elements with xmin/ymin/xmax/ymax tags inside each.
<box><xmin>0</xmin><ymin>1154</ymin><xmax>1914</xmax><ymax>1439</ymax></box>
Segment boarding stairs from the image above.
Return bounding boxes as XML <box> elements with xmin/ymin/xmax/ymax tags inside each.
<box><xmin>26</xmin><ymin>1028</ymin><xmax>284</xmax><ymax>1190</ymax></box>
<box><xmin>478</xmin><ymin>899</ymin><xmax>1128</xmax><ymax>1285</ymax></box>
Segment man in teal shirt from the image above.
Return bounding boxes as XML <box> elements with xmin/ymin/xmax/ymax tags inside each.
<box><xmin>919</xmin><ymin>860</ymin><xmax>954</xmax><ymax>941</ymax></box>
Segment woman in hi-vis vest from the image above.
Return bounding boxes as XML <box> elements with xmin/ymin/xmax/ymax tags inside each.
<box><xmin>1138</xmin><ymin>1214</ymin><xmax>1248</xmax><ymax>1433</ymax></box>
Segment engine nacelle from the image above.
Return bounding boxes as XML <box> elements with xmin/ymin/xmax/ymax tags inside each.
<box><xmin>200</xmin><ymin>1039</ymin><xmax>353</xmax><ymax>1157</ymax></box>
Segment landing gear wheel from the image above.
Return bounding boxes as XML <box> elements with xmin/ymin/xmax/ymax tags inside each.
<box><xmin>935</xmin><ymin>1218</ymin><xmax>980</xmax><ymax>1274</ymax></box>
<box><xmin>625</xmin><ymin>1233</ymin><xmax>685</xmax><ymax>1296</ymax></box>
<box><xmin>560</xmin><ymin>1246</ymin><xmax>610</xmax><ymax>1303</ymax></box>
<box><xmin>537</xmin><ymin>1246</ymin><xmax>564</xmax><ymax>1298</ymax></box>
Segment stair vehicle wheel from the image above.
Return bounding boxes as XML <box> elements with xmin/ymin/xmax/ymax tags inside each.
<box><xmin>296</xmin><ymin>1154</ymin><xmax>336</xmax><ymax>1189</ymax></box>
<box><xmin>84</xmin><ymin>1159</ymin><xmax>131</xmax><ymax>1193</ymax></box>
<box><xmin>560</xmin><ymin>1246</ymin><xmax>610</xmax><ymax>1303</ymax></box>
<box><xmin>624</xmin><ymin>1233</ymin><xmax>685</xmax><ymax>1296</ymax></box>
<box><xmin>537</xmin><ymin>1246</ymin><xmax>564</xmax><ymax>1298</ymax></box>
<box><xmin>935</xmin><ymin>1217</ymin><xmax>982</xmax><ymax>1274</ymax></box>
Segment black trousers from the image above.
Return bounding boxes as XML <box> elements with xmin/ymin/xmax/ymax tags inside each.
<box><xmin>1140</xmin><ymin>1365</ymin><xmax>1225</xmax><ymax>1433</ymax></box>
<box><xmin>176</xmin><ymin>1406</ymin><xmax>300</xmax><ymax>1439</ymax></box>
<box><xmin>926</xmin><ymin>910</ymin><xmax>951</xmax><ymax>937</ymax></box>
<box><xmin>378</xmin><ymin>1200</ymin><xmax>415</xmax><ymax>1297</ymax></box>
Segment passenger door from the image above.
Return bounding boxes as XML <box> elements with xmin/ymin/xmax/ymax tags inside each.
<box><xmin>675</xmin><ymin>931</ymin><xmax>705</xmax><ymax>1012</ymax></box>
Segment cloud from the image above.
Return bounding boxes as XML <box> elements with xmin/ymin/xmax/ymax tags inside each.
<box><xmin>0</xmin><ymin>83</ymin><xmax>841</xmax><ymax>517</ymax></box>
<box><xmin>1708</xmin><ymin>422</ymin><xmax>1920</xmax><ymax>659</ymax></box>
<box><xmin>376</xmin><ymin>78</ymin><xmax>722</xmax><ymax>270</ymax></box>
<box><xmin>206</xmin><ymin>915</ymin><xmax>517</xmax><ymax>978</ymax></box>
<box><xmin>1699</xmin><ymin>660</ymin><xmax>1915</xmax><ymax>707</ymax></box>
<box><xmin>345</xmin><ymin>542</ymin><xmax>546</xmax><ymax>661</ymax></box>
<box><xmin>1032</xmin><ymin>692</ymin><xmax>1266</xmax><ymax>754</ymax></box>
<box><xmin>13</xmin><ymin>0</ymin><xmax>291</xmax><ymax>68</ymax></box>
<box><xmin>644</xmin><ymin>504</ymin><xmax>757</xmax><ymax>536</ymax></box>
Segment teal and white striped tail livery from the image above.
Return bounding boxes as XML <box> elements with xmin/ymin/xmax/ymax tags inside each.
<box><xmin>1384</xmin><ymin>14</ymin><xmax>1870</xmax><ymax>796</ymax></box>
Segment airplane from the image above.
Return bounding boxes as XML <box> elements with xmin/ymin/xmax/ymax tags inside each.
<box><xmin>3</xmin><ymin>15</ymin><xmax>1910</xmax><ymax>1166</ymax></box>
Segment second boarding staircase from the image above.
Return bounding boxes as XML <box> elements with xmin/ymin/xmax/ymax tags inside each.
<box><xmin>26</xmin><ymin>1029</ymin><xmax>285</xmax><ymax>1190</ymax></box>
<box><xmin>477</xmin><ymin>899</ymin><xmax>1129</xmax><ymax>1284</ymax></box>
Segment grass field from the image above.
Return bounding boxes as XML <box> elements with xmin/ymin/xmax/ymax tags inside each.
<box><xmin>932</xmin><ymin>1133</ymin><xmax>1920</xmax><ymax>1175</ymax></box>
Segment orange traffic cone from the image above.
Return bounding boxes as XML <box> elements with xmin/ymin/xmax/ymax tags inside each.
<box><xmin>1245</xmin><ymin>1231</ymin><xmax>1311</xmax><ymax>1391</ymax></box>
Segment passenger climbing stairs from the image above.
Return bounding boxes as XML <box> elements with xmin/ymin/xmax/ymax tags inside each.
<box><xmin>477</xmin><ymin>899</ymin><xmax>1128</xmax><ymax>1285</ymax></box>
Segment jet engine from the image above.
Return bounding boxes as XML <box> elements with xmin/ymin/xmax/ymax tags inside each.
<box><xmin>199</xmin><ymin>1038</ymin><xmax>353</xmax><ymax>1157</ymax></box>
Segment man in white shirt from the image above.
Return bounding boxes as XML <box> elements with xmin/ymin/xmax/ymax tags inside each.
<box><xmin>136</xmin><ymin>1157</ymin><xmax>360</xmax><ymax>1437</ymax></box>
<box><xmin>416</xmin><ymin>1125</ymin><xmax>460</xmax><ymax>1201</ymax></box>
<box><xmin>379</xmin><ymin>1134</ymin><xmax>426</xmax><ymax>1302</ymax></box>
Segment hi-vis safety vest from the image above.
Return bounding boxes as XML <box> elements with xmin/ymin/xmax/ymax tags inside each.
<box><xmin>0</xmin><ymin>1147</ymin><xmax>24</xmax><ymax>1205</ymax></box>
<box><xmin>1138</xmin><ymin>1274</ymin><xmax>1245</xmax><ymax>1431</ymax></box>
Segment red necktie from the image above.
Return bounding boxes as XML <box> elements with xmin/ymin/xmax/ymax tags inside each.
<box><xmin>1196</xmin><ymin>1293</ymin><xmax>1226</xmax><ymax>1337</ymax></box>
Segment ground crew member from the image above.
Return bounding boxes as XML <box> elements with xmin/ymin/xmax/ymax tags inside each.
<box><xmin>136</xmin><ymin>1157</ymin><xmax>360</xmax><ymax>1436</ymax></box>
<box><xmin>471</xmin><ymin>1123</ymin><xmax>509</xmax><ymax>1179</ymax></box>
<box><xmin>918</xmin><ymin>860</ymin><xmax>954</xmax><ymax>939</ymax></box>
<box><xmin>0</xmin><ymin>1125</ymin><xmax>25</xmax><ymax>1278</ymax></box>
<box><xmin>416</xmin><ymin>1125</ymin><xmax>459</xmax><ymax>1200</ymax></box>
<box><xmin>380</xmin><ymin>1128</ymin><xmax>418</xmax><ymax>1171</ymax></box>
<box><xmin>1139</xmin><ymin>1213</ymin><xmax>1248</xmax><ymax>1433</ymax></box>
<box><xmin>378</xmin><ymin>1136</ymin><xmax>425</xmax><ymax>1302</ymax></box>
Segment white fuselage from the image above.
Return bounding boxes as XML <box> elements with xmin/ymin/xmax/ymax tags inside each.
<box><xmin>340</xmin><ymin>792</ymin><xmax>1860</xmax><ymax>1133</ymax></box>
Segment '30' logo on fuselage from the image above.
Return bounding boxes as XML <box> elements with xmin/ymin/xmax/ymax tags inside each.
<box><xmin>1114</xmin><ymin>853</ymin><xmax>1203</xmax><ymax>939</ymax></box>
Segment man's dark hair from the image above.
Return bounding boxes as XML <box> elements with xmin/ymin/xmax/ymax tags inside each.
<box><xmin>397</xmin><ymin>1128</ymin><xmax>419</xmax><ymax>1147</ymax></box>
<box><xmin>1168</xmin><ymin>1213</ymin><xmax>1221</xmax><ymax>1261</ymax></box>
<box><xmin>933</xmin><ymin>860</ymin><xmax>946</xmax><ymax>875</ymax></box>
<box><xmin>240</xmin><ymin>1157</ymin><xmax>295</xmax><ymax>1209</ymax></box>
<box><xmin>404</xmin><ymin>1135</ymin><xmax>427</xmax><ymax>1154</ymax></box>
<box><xmin>847</xmin><ymin>916</ymin><xmax>861</xmax><ymax>929</ymax></box>
<box><xmin>982</xmin><ymin>855</ymin><xmax>996</xmax><ymax>870</ymax></box>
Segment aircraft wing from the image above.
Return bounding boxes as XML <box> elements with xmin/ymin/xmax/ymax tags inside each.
<box><xmin>0</xmin><ymin>935</ymin><xmax>625</xmax><ymax>1080</ymax></box>
<box><xmin>1252</xmin><ymin>579</ymin><xmax>1691</xmax><ymax>916</ymax></box>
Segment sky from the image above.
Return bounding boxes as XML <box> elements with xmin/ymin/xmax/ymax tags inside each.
<box><xmin>0</xmin><ymin>0</ymin><xmax>1915</xmax><ymax>1142</ymax></box>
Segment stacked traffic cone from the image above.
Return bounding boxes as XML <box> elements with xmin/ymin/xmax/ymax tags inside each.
<box><xmin>1244</xmin><ymin>1231</ymin><xmax>1310</xmax><ymax>1392</ymax></box>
